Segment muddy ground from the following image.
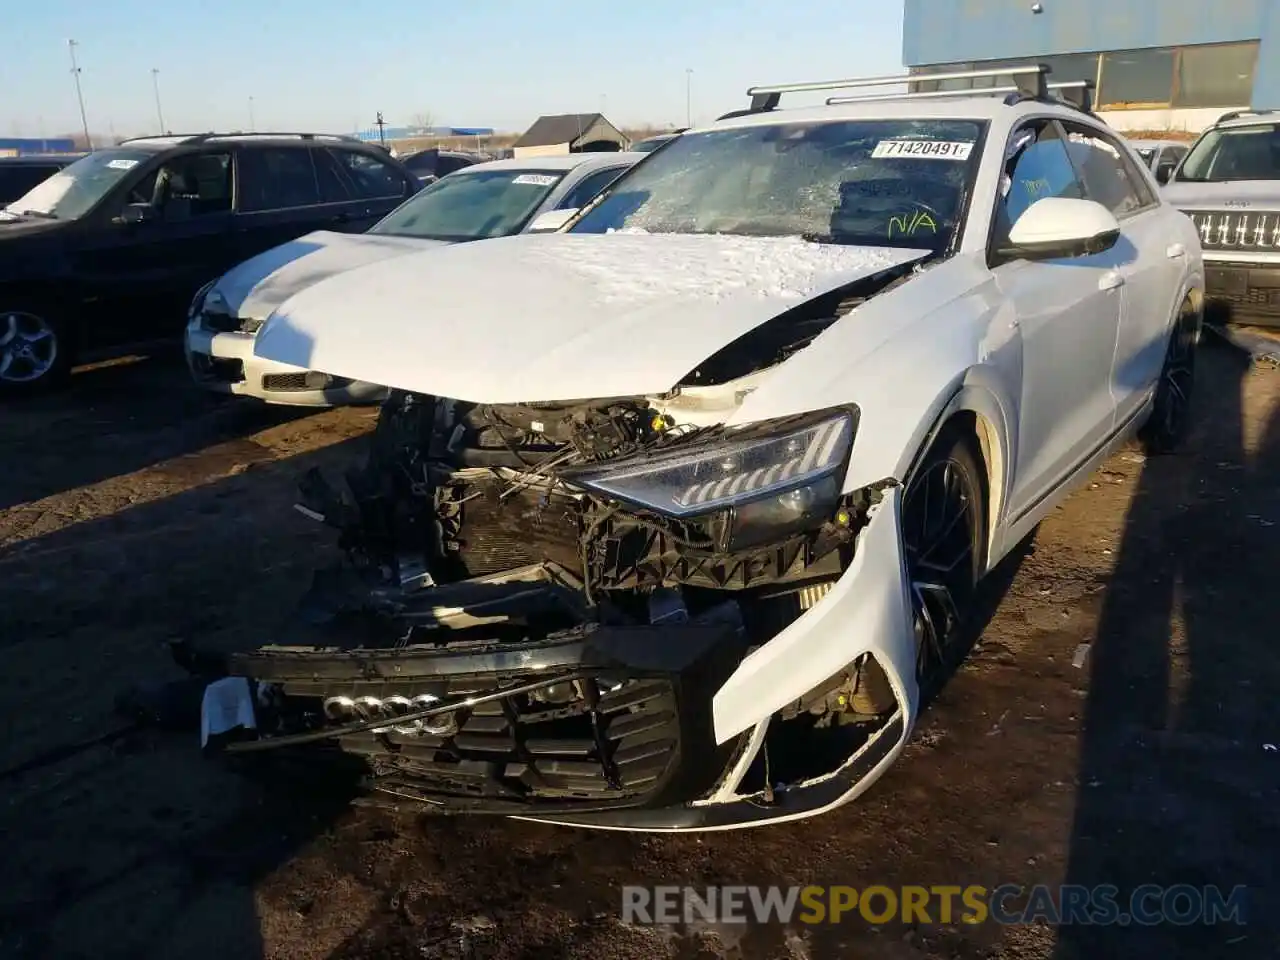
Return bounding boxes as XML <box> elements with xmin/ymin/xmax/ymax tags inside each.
<box><xmin>1</xmin><ymin>341</ymin><xmax>1278</xmax><ymax>960</ymax></box>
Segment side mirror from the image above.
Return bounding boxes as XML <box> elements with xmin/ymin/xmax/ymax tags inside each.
<box><xmin>119</xmin><ymin>203</ymin><xmax>156</xmax><ymax>225</ymax></box>
<box><xmin>1002</xmin><ymin>197</ymin><xmax>1120</xmax><ymax>261</ymax></box>
<box><xmin>527</xmin><ymin>208</ymin><xmax>579</xmax><ymax>233</ymax></box>
<box><xmin>1155</xmin><ymin>160</ymin><xmax>1176</xmax><ymax>185</ymax></box>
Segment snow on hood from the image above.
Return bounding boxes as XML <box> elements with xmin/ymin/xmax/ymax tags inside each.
<box><xmin>1162</xmin><ymin>180</ymin><xmax>1280</xmax><ymax>209</ymax></box>
<box><xmin>212</xmin><ymin>230</ymin><xmax>446</xmax><ymax>320</ymax></box>
<box><xmin>254</xmin><ymin>232</ymin><xmax>929</xmax><ymax>403</ymax></box>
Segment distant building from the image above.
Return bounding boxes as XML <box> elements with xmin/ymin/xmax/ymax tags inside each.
<box><xmin>0</xmin><ymin>137</ymin><xmax>78</xmax><ymax>157</ymax></box>
<box><xmin>351</xmin><ymin>126</ymin><xmax>496</xmax><ymax>143</ymax></box>
<box><xmin>511</xmin><ymin>114</ymin><xmax>627</xmax><ymax>158</ymax></box>
<box><xmin>902</xmin><ymin>0</ymin><xmax>1280</xmax><ymax>132</ymax></box>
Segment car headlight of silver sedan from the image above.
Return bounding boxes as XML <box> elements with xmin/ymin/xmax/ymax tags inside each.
<box><xmin>565</xmin><ymin>407</ymin><xmax>857</xmax><ymax>550</ymax></box>
<box><xmin>188</xmin><ymin>279</ymin><xmax>218</xmax><ymax>320</ymax></box>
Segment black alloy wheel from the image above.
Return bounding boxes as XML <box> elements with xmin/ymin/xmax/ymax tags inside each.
<box><xmin>901</xmin><ymin>427</ymin><xmax>987</xmax><ymax>694</ymax></box>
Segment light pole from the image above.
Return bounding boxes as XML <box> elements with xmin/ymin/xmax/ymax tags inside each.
<box><xmin>67</xmin><ymin>39</ymin><xmax>92</xmax><ymax>150</ymax></box>
<box><xmin>685</xmin><ymin>68</ymin><xmax>693</xmax><ymax>128</ymax></box>
<box><xmin>151</xmin><ymin>68</ymin><xmax>166</xmax><ymax>134</ymax></box>
<box><xmin>248</xmin><ymin>96</ymin><xmax>256</xmax><ymax>132</ymax></box>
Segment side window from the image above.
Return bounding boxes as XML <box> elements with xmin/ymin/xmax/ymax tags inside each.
<box><xmin>558</xmin><ymin>167</ymin><xmax>625</xmax><ymax>210</ymax></box>
<box><xmin>237</xmin><ymin>148</ymin><xmax>321</xmax><ymax>212</ymax></box>
<box><xmin>140</xmin><ymin>151</ymin><xmax>232</xmax><ymax>219</ymax></box>
<box><xmin>1061</xmin><ymin>122</ymin><xmax>1156</xmax><ymax>217</ymax></box>
<box><xmin>310</xmin><ymin>148</ymin><xmax>350</xmax><ymax>203</ymax></box>
<box><xmin>995</xmin><ymin>120</ymin><xmax>1086</xmax><ymax>241</ymax></box>
<box><xmin>328</xmin><ymin>149</ymin><xmax>409</xmax><ymax>200</ymax></box>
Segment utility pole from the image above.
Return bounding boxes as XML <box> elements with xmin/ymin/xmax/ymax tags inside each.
<box><xmin>375</xmin><ymin>111</ymin><xmax>387</xmax><ymax>145</ymax></box>
<box><xmin>248</xmin><ymin>96</ymin><xmax>256</xmax><ymax>131</ymax></box>
<box><xmin>151</xmin><ymin>68</ymin><xmax>166</xmax><ymax>134</ymax></box>
<box><xmin>68</xmin><ymin>39</ymin><xmax>92</xmax><ymax>150</ymax></box>
<box><xmin>685</xmin><ymin>68</ymin><xmax>693</xmax><ymax>128</ymax></box>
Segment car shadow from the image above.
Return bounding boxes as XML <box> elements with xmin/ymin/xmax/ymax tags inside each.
<box><xmin>0</xmin><ymin>433</ymin><xmax>370</xmax><ymax>960</ymax></box>
<box><xmin>1053</xmin><ymin>339</ymin><xmax>1280</xmax><ymax>956</ymax></box>
<box><xmin>0</xmin><ymin>345</ymin><xmax>314</xmax><ymax>512</ymax></box>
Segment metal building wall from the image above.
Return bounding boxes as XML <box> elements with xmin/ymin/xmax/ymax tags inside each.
<box><xmin>902</xmin><ymin>0</ymin><xmax>1280</xmax><ymax>107</ymax></box>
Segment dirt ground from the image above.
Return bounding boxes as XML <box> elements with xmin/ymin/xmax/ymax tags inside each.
<box><xmin>2</xmin><ymin>341</ymin><xmax>1278</xmax><ymax>960</ymax></box>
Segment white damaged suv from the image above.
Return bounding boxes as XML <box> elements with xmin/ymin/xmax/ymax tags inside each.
<box><xmin>207</xmin><ymin>67</ymin><xmax>1203</xmax><ymax>830</ymax></box>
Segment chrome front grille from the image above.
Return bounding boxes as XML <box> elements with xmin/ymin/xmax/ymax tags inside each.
<box><xmin>1186</xmin><ymin>210</ymin><xmax>1280</xmax><ymax>251</ymax></box>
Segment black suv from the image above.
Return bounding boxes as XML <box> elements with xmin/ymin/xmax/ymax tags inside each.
<box><xmin>0</xmin><ymin>132</ymin><xmax>420</xmax><ymax>393</ymax></box>
<box><xmin>0</xmin><ymin>155</ymin><xmax>82</xmax><ymax>204</ymax></box>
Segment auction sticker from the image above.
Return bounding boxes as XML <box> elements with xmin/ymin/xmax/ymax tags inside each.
<box><xmin>107</xmin><ymin>158</ymin><xmax>139</xmax><ymax>170</ymax></box>
<box><xmin>512</xmin><ymin>173</ymin><xmax>558</xmax><ymax>186</ymax></box>
<box><xmin>872</xmin><ymin>140</ymin><xmax>974</xmax><ymax>160</ymax></box>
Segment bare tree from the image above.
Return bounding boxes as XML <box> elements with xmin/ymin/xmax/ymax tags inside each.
<box><xmin>411</xmin><ymin>111</ymin><xmax>434</xmax><ymax>134</ymax></box>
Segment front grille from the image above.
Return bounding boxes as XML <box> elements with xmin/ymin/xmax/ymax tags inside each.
<box><xmin>262</xmin><ymin>372</ymin><xmax>353</xmax><ymax>392</ymax></box>
<box><xmin>278</xmin><ymin>673</ymin><xmax>681</xmax><ymax>806</ymax></box>
<box><xmin>1185</xmin><ymin>210</ymin><xmax>1280</xmax><ymax>251</ymax></box>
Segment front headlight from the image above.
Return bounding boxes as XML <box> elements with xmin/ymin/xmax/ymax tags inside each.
<box><xmin>565</xmin><ymin>407</ymin><xmax>857</xmax><ymax>520</ymax></box>
<box><xmin>188</xmin><ymin>279</ymin><xmax>217</xmax><ymax>320</ymax></box>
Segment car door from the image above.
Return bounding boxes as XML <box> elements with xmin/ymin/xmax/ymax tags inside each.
<box><xmin>232</xmin><ymin>145</ymin><xmax>340</xmax><ymax>262</ymax></box>
<box><xmin>326</xmin><ymin>147</ymin><xmax>416</xmax><ymax>230</ymax></box>
<box><xmin>73</xmin><ymin>148</ymin><xmax>236</xmax><ymax>344</ymax></box>
<box><xmin>1061</xmin><ymin>120</ymin><xmax>1185</xmax><ymax>429</ymax></box>
<box><xmin>990</xmin><ymin>119</ymin><xmax>1126</xmax><ymax>523</ymax></box>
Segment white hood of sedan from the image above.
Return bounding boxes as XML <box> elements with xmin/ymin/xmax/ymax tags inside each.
<box><xmin>213</xmin><ymin>230</ymin><xmax>446</xmax><ymax>320</ymax></box>
<box><xmin>254</xmin><ymin>232</ymin><xmax>929</xmax><ymax>403</ymax></box>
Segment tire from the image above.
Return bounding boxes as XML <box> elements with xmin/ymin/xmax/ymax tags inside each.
<box><xmin>1139</xmin><ymin>297</ymin><xmax>1199</xmax><ymax>456</ymax></box>
<box><xmin>901</xmin><ymin>424</ymin><xmax>988</xmax><ymax>697</ymax></box>
<box><xmin>0</xmin><ymin>301</ymin><xmax>72</xmax><ymax>396</ymax></box>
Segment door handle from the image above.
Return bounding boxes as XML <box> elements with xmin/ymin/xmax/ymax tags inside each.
<box><xmin>331</xmin><ymin>212</ymin><xmax>351</xmax><ymax>224</ymax></box>
<box><xmin>1166</xmin><ymin>243</ymin><xmax>1186</xmax><ymax>259</ymax></box>
<box><xmin>1099</xmin><ymin>270</ymin><xmax>1126</xmax><ymax>291</ymax></box>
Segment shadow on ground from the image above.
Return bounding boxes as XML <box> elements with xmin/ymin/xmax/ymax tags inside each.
<box><xmin>0</xmin><ymin>429</ymin><xmax>370</xmax><ymax>960</ymax></box>
<box><xmin>1055</xmin><ymin>340</ymin><xmax>1280</xmax><ymax>957</ymax></box>
<box><xmin>0</xmin><ymin>347</ymin><xmax>313</xmax><ymax>511</ymax></box>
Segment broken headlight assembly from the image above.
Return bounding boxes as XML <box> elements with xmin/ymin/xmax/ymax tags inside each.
<box><xmin>565</xmin><ymin>407</ymin><xmax>858</xmax><ymax>550</ymax></box>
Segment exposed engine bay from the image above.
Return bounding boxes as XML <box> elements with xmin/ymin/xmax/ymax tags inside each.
<box><xmin>213</xmin><ymin>265</ymin><xmax>921</xmax><ymax>823</ymax></box>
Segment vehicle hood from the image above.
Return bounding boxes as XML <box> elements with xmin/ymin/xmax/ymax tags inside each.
<box><xmin>0</xmin><ymin>215</ymin><xmax>69</xmax><ymax>238</ymax></box>
<box><xmin>1162</xmin><ymin>180</ymin><xmax>1280</xmax><ymax>209</ymax></box>
<box><xmin>254</xmin><ymin>232</ymin><xmax>929</xmax><ymax>403</ymax></box>
<box><xmin>212</xmin><ymin>230</ymin><xmax>447</xmax><ymax>320</ymax></box>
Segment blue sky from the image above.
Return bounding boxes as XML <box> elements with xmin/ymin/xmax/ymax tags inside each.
<box><xmin>4</xmin><ymin>0</ymin><xmax>905</xmax><ymax>139</ymax></box>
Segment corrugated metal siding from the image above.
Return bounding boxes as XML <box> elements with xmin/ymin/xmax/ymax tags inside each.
<box><xmin>903</xmin><ymin>0</ymin><xmax>1280</xmax><ymax>107</ymax></box>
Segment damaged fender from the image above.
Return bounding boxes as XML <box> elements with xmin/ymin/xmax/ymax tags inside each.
<box><xmin>711</xmin><ymin>485</ymin><xmax>917</xmax><ymax>744</ymax></box>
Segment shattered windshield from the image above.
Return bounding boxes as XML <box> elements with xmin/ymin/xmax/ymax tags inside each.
<box><xmin>572</xmin><ymin>119</ymin><xmax>987</xmax><ymax>251</ymax></box>
<box><xmin>1</xmin><ymin>149</ymin><xmax>153</xmax><ymax>220</ymax></box>
<box><xmin>370</xmin><ymin>168</ymin><xmax>565</xmax><ymax>241</ymax></box>
<box><xmin>1177</xmin><ymin>124</ymin><xmax>1280</xmax><ymax>182</ymax></box>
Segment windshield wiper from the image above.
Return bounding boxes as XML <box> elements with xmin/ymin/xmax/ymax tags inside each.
<box><xmin>8</xmin><ymin>209</ymin><xmax>57</xmax><ymax>220</ymax></box>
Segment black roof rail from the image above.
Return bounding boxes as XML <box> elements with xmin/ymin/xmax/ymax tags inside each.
<box><xmin>1217</xmin><ymin>108</ymin><xmax>1277</xmax><ymax>124</ymax></box>
<box><xmin>121</xmin><ymin>131</ymin><xmax>362</xmax><ymax>146</ymax></box>
<box><xmin>740</xmin><ymin>64</ymin><xmax>1051</xmax><ymax>114</ymax></box>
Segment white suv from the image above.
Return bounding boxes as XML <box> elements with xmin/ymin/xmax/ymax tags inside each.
<box><xmin>1162</xmin><ymin>110</ymin><xmax>1280</xmax><ymax>327</ymax></box>
<box><xmin>210</xmin><ymin>66</ymin><xmax>1204</xmax><ymax>831</ymax></box>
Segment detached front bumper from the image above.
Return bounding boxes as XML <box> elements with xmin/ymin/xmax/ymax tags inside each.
<box><xmin>218</xmin><ymin>490</ymin><xmax>919</xmax><ymax>831</ymax></box>
<box><xmin>184</xmin><ymin>318</ymin><xmax>388</xmax><ymax>407</ymax></box>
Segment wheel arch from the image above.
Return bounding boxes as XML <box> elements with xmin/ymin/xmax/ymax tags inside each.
<box><xmin>898</xmin><ymin>373</ymin><xmax>1014</xmax><ymax>574</ymax></box>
